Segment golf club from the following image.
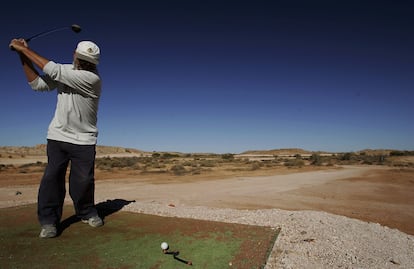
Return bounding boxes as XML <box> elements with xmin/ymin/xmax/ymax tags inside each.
<box><xmin>10</xmin><ymin>24</ymin><xmax>81</xmax><ymax>50</ymax></box>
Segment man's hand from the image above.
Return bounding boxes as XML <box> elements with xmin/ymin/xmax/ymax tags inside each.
<box><xmin>9</xmin><ymin>38</ymin><xmax>28</xmax><ymax>52</ymax></box>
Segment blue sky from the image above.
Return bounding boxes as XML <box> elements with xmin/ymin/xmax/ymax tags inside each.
<box><xmin>1</xmin><ymin>1</ymin><xmax>413</xmax><ymax>153</ymax></box>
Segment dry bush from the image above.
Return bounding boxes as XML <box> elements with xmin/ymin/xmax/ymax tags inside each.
<box><xmin>284</xmin><ymin>159</ymin><xmax>305</xmax><ymax>168</ymax></box>
<box><xmin>170</xmin><ymin>164</ymin><xmax>187</xmax><ymax>176</ymax></box>
<box><xmin>199</xmin><ymin>160</ymin><xmax>217</xmax><ymax>167</ymax></box>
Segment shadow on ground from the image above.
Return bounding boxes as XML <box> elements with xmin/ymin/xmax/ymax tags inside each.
<box><xmin>59</xmin><ymin>199</ymin><xmax>135</xmax><ymax>234</ymax></box>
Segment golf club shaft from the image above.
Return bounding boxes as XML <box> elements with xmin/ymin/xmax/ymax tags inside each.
<box><xmin>25</xmin><ymin>26</ymin><xmax>71</xmax><ymax>42</ymax></box>
<box><xmin>10</xmin><ymin>24</ymin><xmax>81</xmax><ymax>51</ymax></box>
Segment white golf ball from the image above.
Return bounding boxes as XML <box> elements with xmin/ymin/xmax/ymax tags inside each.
<box><xmin>161</xmin><ymin>242</ymin><xmax>169</xmax><ymax>250</ymax></box>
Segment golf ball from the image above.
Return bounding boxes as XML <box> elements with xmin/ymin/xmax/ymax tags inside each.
<box><xmin>161</xmin><ymin>242</ymin><xmax>169</xmax><ymax>250</ymax></box>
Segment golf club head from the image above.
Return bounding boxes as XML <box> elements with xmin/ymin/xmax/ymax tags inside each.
<box><xmin>71</xmin><ymin>24</ymin><xmax>82</xmax><ymax>33</ymax></box>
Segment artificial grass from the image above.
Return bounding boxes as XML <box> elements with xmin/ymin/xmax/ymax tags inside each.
<box><xmin>0</xmin><ymin>202</ymin><xmax>279</xmax><ymax>268</ymax></box>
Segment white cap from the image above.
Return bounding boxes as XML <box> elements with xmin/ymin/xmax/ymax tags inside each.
<box><xmin>75</xmin><ymin>41</ymin><xmax>100</xmax><ymax>65</ymax></box>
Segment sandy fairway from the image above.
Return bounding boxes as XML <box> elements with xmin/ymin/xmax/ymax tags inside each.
<box><xmin>2</xmin><ymin>165</ymin><xmax>412</xmax><ymax>235</ymax></box>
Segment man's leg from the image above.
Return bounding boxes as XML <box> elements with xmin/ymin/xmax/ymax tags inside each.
<box><xmin>38</xmin><ymin>140</ymin><xmax>69</xmax><ymax>229</ymax></box>
<box><xmin>68</xmin><ymin>143</ymin><xmax>101</xmax><ymax>226</ymax></box>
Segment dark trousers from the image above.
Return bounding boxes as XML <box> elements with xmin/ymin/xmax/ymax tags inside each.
<box><xmin>38</xmin><ymin>139</ymin><xmax>98</xmax><ymax>226</ymax></box>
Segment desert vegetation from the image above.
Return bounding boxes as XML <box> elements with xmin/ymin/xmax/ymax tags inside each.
<box><xmin>1</xmin><ymin>146</ymin><xmax>413</xmax><ymax>180</ymax></box>
<box><xmin>92</xmin><ymin>150</ymin><xmax>414</xmax><ymax>177</ymax></box>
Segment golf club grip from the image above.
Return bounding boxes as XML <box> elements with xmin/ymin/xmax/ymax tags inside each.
<box><xmin>9</xmin><ymin>39</ymin><xmax>29</xmax><ymax>51</ymax></box>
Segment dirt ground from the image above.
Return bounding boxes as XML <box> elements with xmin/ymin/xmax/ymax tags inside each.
<box><xmin>1</xmin><ymin>161</ymin><xmax>413</xmax><ymax>236</ymax></box>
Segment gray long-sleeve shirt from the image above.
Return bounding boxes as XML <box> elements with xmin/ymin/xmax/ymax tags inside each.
<box><xmin>29</xmin><ymin>61</ymin><xmax>101</xmax><ymax>145</ymax></box>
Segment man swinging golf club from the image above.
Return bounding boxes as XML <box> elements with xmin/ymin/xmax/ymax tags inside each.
<box><xmin>9</xmin><ymin>38</ymin><xmax>103</xmax><ymax>238</ymax></box>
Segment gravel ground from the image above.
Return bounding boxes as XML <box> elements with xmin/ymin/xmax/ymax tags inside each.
<box><xmin>122</xmin><ymin>200</ymin><xmax>414</xmax><ymax>269</ymax></box>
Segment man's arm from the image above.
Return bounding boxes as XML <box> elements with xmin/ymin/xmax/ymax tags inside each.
<box><xmin>10</xmin><ymin>38</ymin><xmax>50</xmax><ymax>82</ymax></box>
<box><xmin>19</xmin><ymin>53</ymin><xmax>40</xmax><ymax>83</ymax></box>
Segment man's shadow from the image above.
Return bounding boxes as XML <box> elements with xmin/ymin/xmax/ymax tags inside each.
<box><xmin>58</xmin><ymin>199</ymin><xmax>135</xmax><ymax>235</ymax></box>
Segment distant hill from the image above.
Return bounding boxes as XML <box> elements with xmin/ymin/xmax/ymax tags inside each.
<box><xmin>95</xmin><ymin>145</ymin><xmax>144</xmax><ymax>155</ymax></box>
<box><xmin>0</xmin><ymin>144</ymin><xmax>145</xmax><ymax>158</ymax></box>
<box><xmin>356</xmin><ymin>149</ymin><xmax>395</xmax><ymax>156</ymax></box>
<box><xmin>0</xmin><ymin>145</ymin><xmax>409</xmax><ymax>158</ymax></box>
<box><xmin>0</xmin><ymin>145</ymin><xmax>47</xmax><ymax>157</ymax></box>
<box><xmin>241</xmin><ymin>148</ymin><xmax>404</xmax><ymax>156</ymax></box>
<box><xmin>242</xmin><ymin>148</ymin><xmax>318</xmax><ymax>156</ymax></box>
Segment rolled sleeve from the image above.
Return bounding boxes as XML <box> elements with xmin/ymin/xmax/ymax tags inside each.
<box><xmin>29</xmin><ymin>76</ymin><xmax>54</xmax><ymax>91</ymax></box>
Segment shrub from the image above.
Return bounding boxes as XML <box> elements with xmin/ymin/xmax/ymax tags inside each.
<box><xmin>170</xmin><ymin>165</ymin><xmax>186</xmax><ymax>176</ymax></box>
<box><xmin>251</xmin><ymin>162</ymin><xmax>261</xmax><ymax>170</ymax></box>
<box><xmin>340</xmin><ymin>152</ymin><xmax>354</xmax><ymax>161</ymax></box>
<box><xmin>191</xmin><ymin>167</ymin><xmax>201</xmax><ymax>175</ymax></box>
<box><xmin>284</xmin><ymin>159</ymin><xmax>305</xmax><ymax>167</ymax></box>
<box><xmin>95</xmin><ymin>157</ymin><xmax>139</xmax><ymax>169</ymax></box>
<box><xmin>310</xmin><ymin>153</ymin><xmax>322</xmax><ymax>166</ymax></box>
<box><xmin>200</xmin><ymin>160</ymin><xmax>216</xmax><ymax>167</ymax></box>
<box><xmin>221</xmin><ymin>154</ymin><xmax>234</xmax><ymax>161</ymax></box>
<box><xmin>162</xmin><ymin>153</ymin><xmax>179</xmax><ymax>158</ymax></box>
